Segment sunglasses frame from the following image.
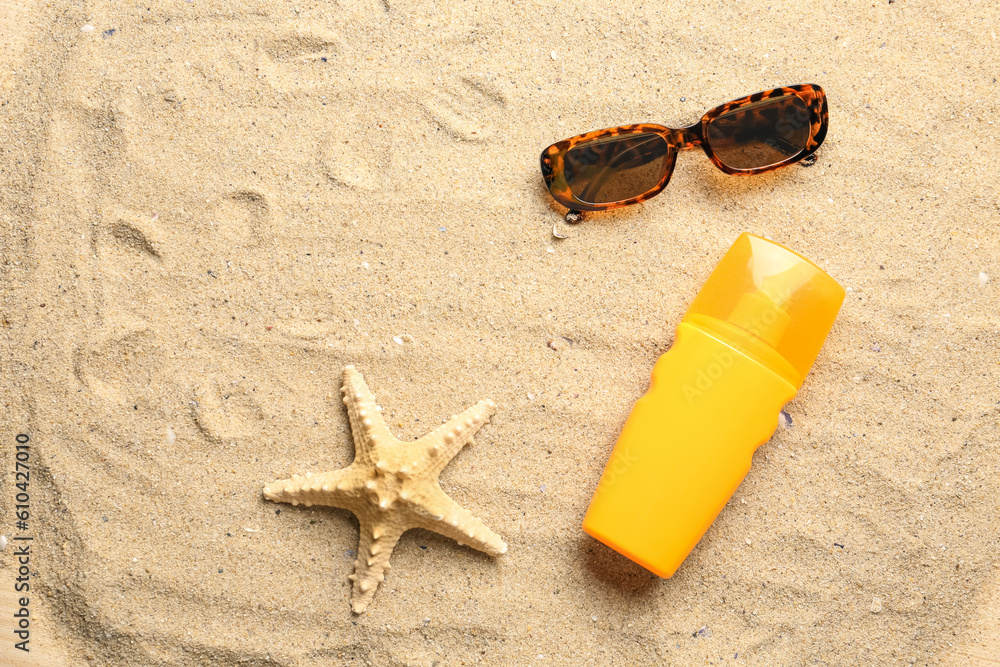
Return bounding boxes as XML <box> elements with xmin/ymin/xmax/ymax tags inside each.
<box><xmin>540</xmin><ymin>84</ymin><xmax>829</xmax><ymax>212</ymax></box>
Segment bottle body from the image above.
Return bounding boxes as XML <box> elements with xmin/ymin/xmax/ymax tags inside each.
<box><xmin>582</xmin><ymin>321</ymin><xmax>796</xmax><ymax>578</ymax></box>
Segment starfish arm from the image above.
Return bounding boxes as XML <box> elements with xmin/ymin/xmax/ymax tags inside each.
<box><xmin>262</xmin><ymin>467</ymin><xmax>359</xmax><ymax>511</ymax></box>
<box><xmin>348</xmin><ymin>515</ymin><xmax>406</xmax><ymax>614</ymax></box>
<box><xmin>423</xmin><ymin>399</ymin><xmax>496</xmax><ymax>476</ymax></box>
<box><xmin>264</xmin><ymin>366</ymin><xmax>505</xmax><ymax>614</ymax></box>
<box><xmin>412</xmin><ymin>484</ymin><xmax>507</xmax><ymax>557</ymax></box>
<box><xmin>341</xmin><ymin>366</ymin><xmax>398</xmax><ymax>464</ymax></box>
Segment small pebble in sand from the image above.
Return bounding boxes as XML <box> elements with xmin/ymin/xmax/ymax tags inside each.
<box><xmin>591</xmin><ymin>615</ymin><xmax>598</xmax><ymax>622</ymax></box>
<box><xmin>871</xmin><ymin>343</ymin><xmax>881</xmax><ymax>352</ymax></box>
<box><xmin>870</xmin><ymin>596</ymin><xmax>883</xmax><ymax>613</ymax></box>
<box><xmin>979</xmin><ymin>271</ymin><xmax>989</xmax><ymax>285</ymax></box>
<box><xmin>547</xmin><ymin>337</ymin><xmax>570</xmax><ymax>352</ymax></box>
<box><xmin>552</xmin><ymin>224</ymin><xmax>569</xmax><ymax>239</ymax></box>
<box><xmin>551</xmin><ymin>50</ymin><xmax>558</xmax><ymax>60</ymax></box>
<box><xmin>166</xmin><ymin>426</ymin><xmax>176</xmax><ymax>446</ymax></box>
<box><xmin>779</xmin><ymin>410</ymin><xmax>793</xmax><ymax>428</ymax></box>
<box><xmin>0</xmin><ymin>535</ymin><xmax>7</xmax><ymax>551</ymax></box>
<box><xmin>81</xmin><ymin>24</ymin><xmax>95</xmax><ymax>33</ymax></box>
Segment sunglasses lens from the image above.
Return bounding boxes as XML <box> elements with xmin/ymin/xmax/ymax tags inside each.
<box><xmin>563</xmin><ymin>133</ymin><xmax>671</xmax><ymax>204</ymax></box>
<box><xmin>706</xmin><ymin>94</ymin><xmax>812</xmax><ymax>170</ymax></box>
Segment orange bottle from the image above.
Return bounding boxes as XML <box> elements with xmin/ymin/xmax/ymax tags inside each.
<box><xmin>582</xmin><ymin>233</ymin><xmax>845</xmax><ymax>577</ymax></box>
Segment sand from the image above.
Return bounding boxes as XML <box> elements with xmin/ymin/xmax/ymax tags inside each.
<box><xmin>1</xmin><ymin>0</ymin><xmax>999</xmax><ymax>665</ymax></box>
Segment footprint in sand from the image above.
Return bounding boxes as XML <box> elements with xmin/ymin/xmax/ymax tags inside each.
<box><xmin>319</xmin><ymin>75</ymin><xmax>508</xmax><ymax>189</ymax></box>
<box><xmin>256</xmin><ymin>23</ymin><xmax>343</xmax><ymax>91</ymax></box>
<box><xmin>74</xmin><ymin>327</ymin><xmax>161</xmax><ymax>406</ymax></box>
<box><xmin>321</xmin><ymin>136</ymin><xmax>386</xmax><ymax>191</ymax></box>
<box><xmin>191</xmin><ymin>377</ymin><xmax>267</xmax><ymax>444</ymax></box>
<box><xmin>109</xmin><ymin>220</ymin><xmax>162</xmax><ymax>261</ymax></box>
<box><xmin>207</xmin><ymin>189</ymin><xmax>272</xmax><ymax>247</ymax></box>
<box><xmin>420</xmin><ymin>75</ymin><xmax>508</xmax><ymax>142</ymax></box>
<box><xmin>265</xmin><ymin>28</ymin><xmax>341</xmax><ymax>63</ymax></box>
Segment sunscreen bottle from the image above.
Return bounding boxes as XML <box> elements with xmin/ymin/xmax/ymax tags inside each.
<box><xmin>582</xmin><ymin>233</ymin><xmax>845</xmax><ymax>577</ymax></box>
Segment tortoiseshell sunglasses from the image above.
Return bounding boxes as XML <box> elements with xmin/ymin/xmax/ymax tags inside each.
<box><xmin>540</xmin><ymin>84</ymin><xmax>828</xmax><ymax>212</ymax></box>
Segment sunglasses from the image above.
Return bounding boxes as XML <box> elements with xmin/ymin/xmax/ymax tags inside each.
<box><xmin>540</xmin><ymin>84</ymin><xmax>828</xmax><ymax>212</ymax></box>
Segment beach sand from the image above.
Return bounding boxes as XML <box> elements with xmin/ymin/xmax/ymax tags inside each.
<box><xmin>2</xmin><ymin>0</ymin><xmax>998</xmax><ymax>664</ymax></box>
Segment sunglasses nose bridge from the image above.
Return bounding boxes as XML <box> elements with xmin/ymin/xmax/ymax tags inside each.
<box><xmin>671</xmin><ymin>124</ymin><xmax>703</xmax><ymax>150</ymax></box>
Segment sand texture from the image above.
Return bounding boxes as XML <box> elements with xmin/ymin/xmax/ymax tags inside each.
<box><xmin>2</xmin><ymin>0</ymin><xmax>999</xmax><ymax>665</ymax></box>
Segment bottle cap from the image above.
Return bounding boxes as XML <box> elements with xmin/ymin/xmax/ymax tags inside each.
<box><xmin>682</xmin><ymin>233</ymin><xmax>845</xmax><ymax>388</ymax></box>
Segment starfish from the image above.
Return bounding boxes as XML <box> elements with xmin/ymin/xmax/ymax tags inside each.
<box><xmin>263</xmin><ymin>365</ymin><xmax>507</xmax><ymax>613</ymax></box>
